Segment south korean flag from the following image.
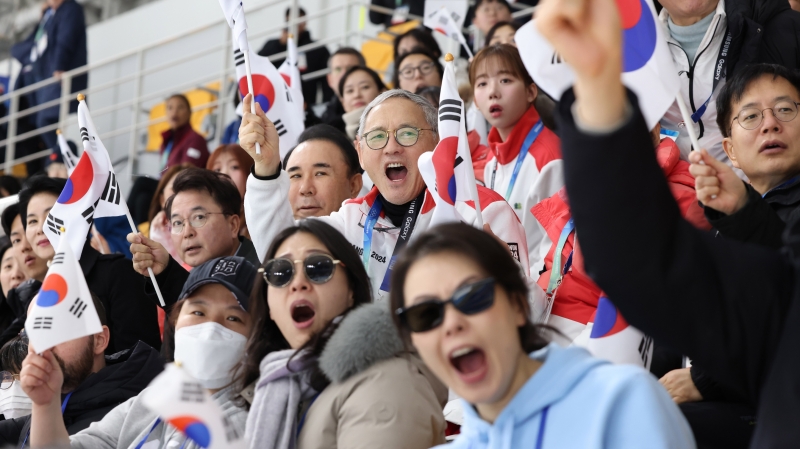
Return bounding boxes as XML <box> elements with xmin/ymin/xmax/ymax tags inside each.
<box><xmin>56</xmin><ymin>130</ymin><xmax>80</xmax><ymax>175</ymax></box>
<box><xmin>142</xmin><ymin>364</ymin><xmax>247</xmax><ymax>449</ymax></box>
<box><xmin>25</xmin><ymin>239</ymin><xmax>103</xmax><ymax>353</ymax></box>
<box><xmin>42</xmin><ymin>144</ymin><xmax>107</xmax><ymax>259</ymax></box>
<box><xmin>77</xmin><ymin>97</ymin><xmax>130</xmax><ymax>220</ymax></box>
<box><xmin>232</xmin><ymin>28</ymin><xmax>303</xmax><ymax>158</ymax></box>
<box><xmin>418</xmin><ymin>54</ymin><xmax>482</xmax><ymax>227</ymax></box>
<box><xmin>278</xmin><ymin>34</ymin><xmax>304</xmax><ymax>120</ymax></box>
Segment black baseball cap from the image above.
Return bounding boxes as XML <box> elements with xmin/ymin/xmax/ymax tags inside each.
<box><xmin>178</xmin><ymin>256</ymin><xmax>257</xmax><ymax>311</ymax></box>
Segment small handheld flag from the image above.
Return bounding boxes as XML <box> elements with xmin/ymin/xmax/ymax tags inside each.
<box><xmin>141</xmin><ymin>363</ymin><xmax>246</xmax><ymax>449</ymax></box>
<box><xmin>218</xmin><ymin>0</ymin><xmax>260</xmax><ymax>154</ymax></box>
<box><xmin>516</xmin><ymin>0</ymin><xmax>679</xmax><ymax>129</ymax></box>
<box><xmin>76</xmin><ymin>95</ymin><xmax>166</xmax><ymax>307</ymax></box>
<box><xmin>233</xmin><ymin>31</ymin><xmax>303</xmax><ymax>158</ymax></box>
<box><xmin>418</xmin><ymin>54</ymin><xmax>482</xmax><ymax>227</ymax></box>
<box><xmin>56</xmin><ymin>130</ymin><xmax>80</xmax><ymax>175</ymax></box>
<box><xmin>217</xmin><ymin>0</ymin><xmax>249</xmax><ymax>53</ymax></box>
<box><xmin>25</xmin><ymin>239</ymin><xmax>102</xmax><ymax>353</ymax></box>
<box><xmin>423</xmin><ymin>8</ymin><xmax>473</xmax><ymax>59</ymax></box>
<box><xmin>43</xmin><ymin>126</ymin><xmax>108</xmax><ymax>260</ymax></box>
<box><xmin>583</xmin><ymin>296</ymin><xmax>654</xmax><ymax>370</ymax></box>
<box><xmin>277</xmin><ymin>34</ymin><xmax>305</xmax><ymax>121</ymax></box>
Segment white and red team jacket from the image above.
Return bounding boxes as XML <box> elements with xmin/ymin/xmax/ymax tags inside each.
<box><xmin>483</xmin><ymin>106</ymin><xmax>563</xmax><ymax>278</ymax></box>
<box><xmin>245</xmin><ymin>171</ymin><xmax>530</xmax><ymax>302</ymax></box>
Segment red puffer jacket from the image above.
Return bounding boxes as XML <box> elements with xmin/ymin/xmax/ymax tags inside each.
<box><xmin>531</xmin><ymin>138</ymin><xmax>711</xmax><ymax>340</ymax></box>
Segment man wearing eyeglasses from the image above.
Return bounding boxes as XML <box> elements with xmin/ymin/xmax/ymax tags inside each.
<box><xmin>689</xmin><ymin>64</ymin><xmax>800</xmax><ymax>250</ymax></box>
<box><xmin>128</xmin><ymin>168</ymin><xmax>260</xmax><ymax>308</ymax></box>
<box><xmin>239</xmin><ymin>90</ymin><xmax>528</xmax><ymax>301</ymax></box>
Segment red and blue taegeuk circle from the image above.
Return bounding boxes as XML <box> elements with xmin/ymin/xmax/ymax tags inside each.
<box><xmin>589</xmin><ymin>296</ymin><xmax>629</xmax><ymax>338</ymax></box>
<box><xmin>240</xmin><ymin>74</ymin><xmax>276</xmax><ymax>113</ymax></box>
<box><xmin>57</xmin><ymin>154</ymin><xmax>94</xmax><ymax>205</ymax></box>
<box><xmin>618</xmin><ymin>0</ymin><xmax>657</xmax><ymax>73</ymax></box>
<box><xmin>169</xmin><ymin>416</ymin><xmax>211</xmax><ymax>448</ymax></box>
<box><xmin>38</xmin><ymin>273</ymin><xmax>68</xmax><ymax>307</ymax></box>
<box><xmin>432</xmin><ymin>137</ymin><xmax>459</xmax><ymax>205</ymax></box>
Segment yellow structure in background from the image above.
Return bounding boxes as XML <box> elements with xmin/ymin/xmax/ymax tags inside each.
<box><xmin>361</xmin><ymin>20</ymin><xmax>419</xmax><ymax>88</ymax></box>
<box><xmin>146</xmin><ymin>81</ymin><xmax>220</xmax><ymax>151</ymax></box>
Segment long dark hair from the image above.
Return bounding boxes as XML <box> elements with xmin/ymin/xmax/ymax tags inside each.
<box><xmin>237</xmin><ymin>220</ymin><xmax>371</xmax><ymax>395</ymax></box>
<box><xmin>393</xmin><ymin>28</ymin><xmax>442</xmax><ymax>60</ymax></box>
<box><xmin>389</xmin><ymin>223</ymin><xmax>549</xmax><ymax>353</ymax></box>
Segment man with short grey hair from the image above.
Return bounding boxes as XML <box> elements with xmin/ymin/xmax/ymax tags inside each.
<box><xmin>659</xmin><ymin>0</ymin><xmax>800</xmax><ymax>169</ymax></box>
<box><xmin>238</xmin><ymin>90</ymin><xmax>529</xmax><ymax>300</ymax></box>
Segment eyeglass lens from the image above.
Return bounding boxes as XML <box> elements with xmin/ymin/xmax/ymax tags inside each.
<box><xmin>736</xmin><ymin>101</ymin><xmax>799</xmax><ymax>130</ymax></box>
<box><xmin>401</xmin><ymin>279</ymin><xmax>495</xmax><ymax>332</ymax></box>
<box><xmin>364</xmin><ymin>128</ymin><xmax>420</xmax><ymax>150</ymax></box>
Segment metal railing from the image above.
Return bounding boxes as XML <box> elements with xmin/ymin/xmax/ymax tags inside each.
<box><xmin>1</xmin><ymin>0</ymin><xmax>535</xmax><ymax>185</ymax></box>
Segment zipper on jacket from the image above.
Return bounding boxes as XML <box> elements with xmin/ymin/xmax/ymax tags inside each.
<box><xmin>668</xmin><ymin>16</ymin><xmax>722</xmax><ymax>143</ymax></box>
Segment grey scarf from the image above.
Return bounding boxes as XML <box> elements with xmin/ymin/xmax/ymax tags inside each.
<box><xmin>245</xmin><ymin>349</ymin><xmax>316</xmax><ymax>449</ymax></box>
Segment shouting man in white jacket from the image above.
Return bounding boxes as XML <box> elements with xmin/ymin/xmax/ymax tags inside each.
<box><xmin>239</xmin><ymin>89</ymin><xmax>529</xmax><ymax>301</ymax></box>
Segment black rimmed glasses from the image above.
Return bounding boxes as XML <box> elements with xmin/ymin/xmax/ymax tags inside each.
<box><xmin>730</xmin><ymin>101</ymin><xmax>800</xmax><ymax>133</ymax></box>
<box><xmin>398</xmin><ymin>61</ymin><xmax>436</xmax><ymax>80</ymax></box>
<box><xmin>395</xmin><ymin>278</ymin><xmax>496</xmax><ymax>333</ymax></box>
<box><xmin>361</xmin><ymin>127</ymin><xmax>434</xmax><ymax>150</ymax></box>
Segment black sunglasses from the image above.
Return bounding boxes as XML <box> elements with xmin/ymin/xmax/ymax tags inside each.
<box><xmin>261</xmin><ymin>254</ymin><xmax>344</xmax><ymax>288</ymax></box>
<box><xmin>395</xmin><ymin>278</ymin><xmax>496</xmax><ymax>333</ymax></box>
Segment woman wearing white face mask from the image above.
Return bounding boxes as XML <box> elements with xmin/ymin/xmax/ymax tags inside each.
<box><xmin>241</xmin><ymin>220</ymin><xmax>448</xmax><ymax>449</ymax></box>
<box><xmin>20</xmin><ymin>256</ymin><xmax>256</xmax><ymax>449</ymax></box>
<box><xmin>0</xmin><ymin>335</ymin><xmax>33</xmax><ymax>420</ymax></box>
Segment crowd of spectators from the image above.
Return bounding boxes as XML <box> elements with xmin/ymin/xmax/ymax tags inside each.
<box><xmin>1</xmin><ymin>0</ymin><xmax>800</xmax><ymax>448</ymax></box>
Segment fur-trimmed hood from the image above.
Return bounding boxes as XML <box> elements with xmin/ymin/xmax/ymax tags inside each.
<box><xmin>319</xmin><ymin>302</ymin><xmax>404</xmax><ymax>384</ymax></box>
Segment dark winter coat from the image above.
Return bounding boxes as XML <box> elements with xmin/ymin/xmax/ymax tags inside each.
<box><xmin>258</xmin><ymin>31</ymin><xmax>332</xmax><ymax>106</ymax></box>
<box><xmin>159</xmin><ymin>123</ymin><xmax>210</xmax><ymax>170</ymax></box>
<box><xmin>0</xmin><ymin>341</ymin><xmax>164</xmax><ymax>447</ymax></box>
<box><xmin>80</xmin><ymin>243</ymin><xmax>162</xmax><ymax>354</ymax></box>
<box><xmin>556</xmin><ymin>87</ymin><xmax>800</xmax><ymax>449</ymax></box>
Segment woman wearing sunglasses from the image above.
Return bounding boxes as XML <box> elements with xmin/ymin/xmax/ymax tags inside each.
<box><xmin>390</xmin><ymin>223</ymin><xmax>695</xmax><ymax>449</ymax></box>
<box><xmin>241</xmin><ymin>220</ymin><xmax>447</xmax><ymax>449</ymax></box>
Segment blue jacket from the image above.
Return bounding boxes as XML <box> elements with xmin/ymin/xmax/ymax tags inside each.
<box><xmin>442</xmin><ymin>344</ymin><xmax>695</xmax><ymax>449</ymax></box>
<box><xmin>13</xmin><ymin>0</ymin><xmax>87</xmax><ymax>121</ymax></box>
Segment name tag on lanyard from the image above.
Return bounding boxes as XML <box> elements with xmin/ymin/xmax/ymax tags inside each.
<box><xmin>362</xmin><ymin>194</ymin><xmax>422</xmax><ymax>292</ymax></box>
<box><xmin>690</xmin><ymin>30</ymin><xmax>732</xmax><ymax>124</ymax></box>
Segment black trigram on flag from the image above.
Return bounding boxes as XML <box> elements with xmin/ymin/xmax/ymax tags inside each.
<box><xmin>100</xmin><ymin>171</ymin><xmax>121</xmax><ymax>205</ymax></box>
<box><xmin>33</xmin><ymin>317</ymin><xmax>53</xmax><ymax>330</ymax></box>
<box><xmin>274</xmin><ymin>119</ymin><xmax>287</xmax><ymax>137</ymax></box>
<box><xmin>82</xmin><ymin>200</ymin><xmax>99</xmax><ymax>226</ymax></box>
<box><xmin>551</xmin><ymin>52</ymin><xmax>564</xmax><ymax>65</ymax></box>
<box><xmin>438</xmin><ymin>99</ymin><xmax>462</xmax><ymax>122</ymax></box>
<box><xmin>234</xmin><ymin>48</ymin><xmax>245</xmax><ymax>67</ymax></box>
<box><xmin>46</xmin><ymin>213</ymin><xmax>64</xmax><ymax>235</ymax></box>
<box><xmin>52</xmin><ymin>252</ymin><xmax>66</xmax><ymax>265</ymax></box>
<box><xmin>223</xmin><ymin>414</ymin><xmax>241</xmax><ymax>442</ymax></box>
<box><xmin>80</xmin><ymin>126</ymin><xmax>90</xmax><ymax>142</ymax></box>
<box><xmin>69</xmin><ymin>297</ymin><xmax>88</xmax><ymax>318</ymax></box>
<box><xmin>181</xmin><ymin>381</ymin><xmax>205</xmax><ymax>403</ymax></box>
<box><xmin>638</xmin><ymin>335</ymin><xmax>654</xmax><ymax>367</ymax></box>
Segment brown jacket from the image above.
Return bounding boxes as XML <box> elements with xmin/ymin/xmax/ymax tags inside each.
<box><xmin>297</xmin><ymin>303</ymin><xmax>448</xmax><ymax>449</ymax></box>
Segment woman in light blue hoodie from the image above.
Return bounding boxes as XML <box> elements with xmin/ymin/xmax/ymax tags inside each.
<box><xmin>390</xmin><ymin>223</ymin><xmax>695</xmax><ymax>449</ymax></box>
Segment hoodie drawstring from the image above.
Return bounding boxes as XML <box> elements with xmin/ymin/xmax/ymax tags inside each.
<box><xmin>535</xmin><ymin>406</ymin><xmax>550</xmax><ymax>449</ymax></box>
